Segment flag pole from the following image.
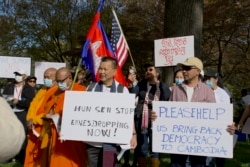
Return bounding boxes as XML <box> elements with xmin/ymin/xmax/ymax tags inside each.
<box><xmin>111</xmin><ymin>8</ymin><xmax>136</xmax><ymax>69</ymax></box>
<box><xmin>70</xmin><ymin>58</ymin><xmax>82</xmax><ymax>90</ymax></box>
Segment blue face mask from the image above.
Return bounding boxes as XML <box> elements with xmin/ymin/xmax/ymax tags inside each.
<box><xmin>44</xmin><ymin>79</ymin><xmax>53</xmax><ymax>87</ymax></box>
<box><xmin>175</xmin><ymin>79</ymin><xmax>184</xmax><ymax>85</ymax></box>
<box><xmin>58</xmin><ymin>82</ymin><xmax>68</xmax><ymax>91</ymax></box>
<box><xmin>205</xmin><ymin>80</ymin><xmax>214</xmax><ymax>88</ymax></box>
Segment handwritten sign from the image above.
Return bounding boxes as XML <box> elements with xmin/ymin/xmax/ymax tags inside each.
<box><xmin>154</xmin><ymin>35</ymin><xmax>194</xmax><ymax>67</ymax></box>
<box><xmin>34</xmin><ymin>62</ymin><xmax>66</xmax><ymax>84</ymax></box>
<box><xmin>0</xmin><ymin>56</ymin><xmax>31</xmax><ymax>78</ymax></box>
<box><xmin>152</xmin><ymin>101</ymin><xmax>233</xmax><ymax>158</ymax></box>
<box><xmin>60</xmin><ymin>91</ymin><xmax>135</xmax><ymax>144</ymax></box>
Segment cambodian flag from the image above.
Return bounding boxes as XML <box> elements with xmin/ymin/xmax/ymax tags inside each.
<box><xmin>81</xmin><ymin>0</ymin><xmax>126</xmax><ymax>86</ymax></box>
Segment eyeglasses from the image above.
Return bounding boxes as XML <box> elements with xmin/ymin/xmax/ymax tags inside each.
<box><xmin>56</xmin><ymin>76</ymin><xmax>69</xmax><ymax>83</ymax></box>
<box><xmin>182</xmin><ymin>66</ymin><xmax>197</xmax><ymax>71</ymax></box>
<box><xmin>28</xmin><ymin>80</ymin><xmax>36</xmax><ymax>83</ymax></box>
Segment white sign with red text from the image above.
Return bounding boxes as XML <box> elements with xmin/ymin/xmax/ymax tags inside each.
<box><xmin>154</xmin><ymin>35</ymin><xmax>194</xmax><ymax>67</ymax></box>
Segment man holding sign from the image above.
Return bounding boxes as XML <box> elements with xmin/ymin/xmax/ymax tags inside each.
<box><xmin>86</xmin><ymin>57</ymin><xmax>137</xmax><ymax>167</ymax></box>
<box><xmin>152</xmin><ymin>57</ymin><xmax>235</xmax><ymax>167</ymax></box>
<box><xmin>40</xmin><ymin>67</ymin><xmax>87</xmax><ymax>167</ymax></box>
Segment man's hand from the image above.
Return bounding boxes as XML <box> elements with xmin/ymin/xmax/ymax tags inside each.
<box><xmin>237</xmin><ymin>124</ymin><xmax>243</xmax><ymax>132</ymax></box>
<box><xmin>227</xmin><ymin>122</ymin><xmax>236</xmax><ymax>135</ymax></box>
<box><xmin>12</xmin><ymin>98</ymin><xmax>19</xmax><ymax>105</ymax></box>
<box><xmin>130</xmin><ymin>134</ymin><xmax>137</xmax><ymax>149</ymax></box>
<box><xmin>150</xmin><ymin>111</ymin><xmax>157</xmax><ymax>121</ymax></box>
<box><xmin>26</xmin><ymin>119</ymin><xmax>33</xmax><ymax>131</ymax></box>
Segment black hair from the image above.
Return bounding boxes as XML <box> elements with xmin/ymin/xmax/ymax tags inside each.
<box><xmin>173</xmin><ymin>69</ymin><xmax>183</xmax><ymax>82</ymax></box>
<box><xmin>100</xmin><ymin>57</ymin><xmax>117</xmax><ymax>69</ymax></box>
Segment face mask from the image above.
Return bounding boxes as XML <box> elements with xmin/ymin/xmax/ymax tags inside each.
<box><xmin>175</xmin><ymin>79</ymin><xmax>184</xmax><ymax>85</ymax></box>
<box><xmin>44</xmin><ymin>79</ymin><xmax>53</xmax><ymax>87</ymax></box>
<box><xmin>205</xmin><ymin>80</ymin><xmax>214</xmax><ymax>88</ymax></box>
<box><xmin>15</xmin><ymin>75</ymin><xmax>23</xmax><ymax>83</ymax></box>
<box><xmin>58</xmin><ymin>82</ymin><xmax>68</xmax><ymax>91</ymax></box>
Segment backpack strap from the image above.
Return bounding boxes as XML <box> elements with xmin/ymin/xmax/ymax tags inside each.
<box><xmin>117</xmin><ymin>84</ymin><xmax>124</xmax><ymax>93</ymax></box>
<box><xmin>87</xmin><ymin>82</ymin><xmax>97</xmax><ymax>92</ymax></box>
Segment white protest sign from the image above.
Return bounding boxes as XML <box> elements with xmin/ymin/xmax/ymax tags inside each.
<box><xmin>152</xmin><ymin>101</ymin><xmax>233</xmax><ymax>158</ymax></box>
<box><xmin>60</xmin><ymin>91</ymin><xmax>135</xmax><ymax>144</ymax></box>
<box><xmin>34</xmin><ymin>62</ymin><xmax>66</xmax><ymax>84</ymax></box>
<box><xmin>0</xmin><ymin>56</ymin><xmax>31</xmax><ymax>78</ymax></box>
<box><xmin>154</xmin><ymin>35</ymin><xmax>194</xmax><ymax>67</ymax></box>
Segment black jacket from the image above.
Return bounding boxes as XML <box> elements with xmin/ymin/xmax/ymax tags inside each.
<box><xmin>134</xmin><ymin>79</ymin><xmax>171</xmax><ymax>118</ymax></box>
<box><xmin>3</xmin><ymin>82</ymin><xmax>35</xmax><ymax>111</ymax></box>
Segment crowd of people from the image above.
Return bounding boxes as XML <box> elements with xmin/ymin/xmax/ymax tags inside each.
<box><xmin>0</xmin><ymin>56</ymin><xmax>245</xmax><ymax>167</ymax></box>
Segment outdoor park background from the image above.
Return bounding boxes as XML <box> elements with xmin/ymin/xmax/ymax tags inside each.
<box><xmin>0</xmin><ymin>0</ymin><xmax>250</xmax><ymax>166</ymax></box>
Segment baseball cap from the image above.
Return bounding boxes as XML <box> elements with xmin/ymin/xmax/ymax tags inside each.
<box><xmin>13</xmin><ymin>69</ymin><xmax>27</xmax><ymax>75</ymax></box>
<box><xmin>26</xmin><ymin>76</ymin><xmax>37</xmax><ymax>81</ymax></box>
<box><xmin>178</xmin><ymin>57</ymin><xmax>203</xmax><ymax>71</ymax></box>
<box><xmin>204</xmin><ymin>71</ymin><xmax>219</xmax><ymax>78</ymax></box>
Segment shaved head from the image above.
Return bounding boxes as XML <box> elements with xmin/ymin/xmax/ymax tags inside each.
<box><xmin>44</xmin><ymin>68</ymin><xmax>57</xmax><ymax>81</ymax></box>
<box><xmin>56</xmin><ymin>67</ymin><xmax>72</xmax><ymax>90</ymax></box>
<box><xmin>56</xmin><ymin>67</ymin><xmax>72</xmax><ymax>79</ymax></box>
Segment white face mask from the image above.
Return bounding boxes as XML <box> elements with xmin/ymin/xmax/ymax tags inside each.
<box><xmin>15</xmin><ymin>75</ymin><xmax>23</xmax><ymax>83</ymax></box>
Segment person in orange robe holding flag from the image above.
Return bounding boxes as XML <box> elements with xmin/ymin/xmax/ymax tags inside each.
<box><xmin>41</xmin><ymin>67</ymin><xmax>87</xmax><ymax>167</ymax></box>
<box><xmin>24</xmin><ymin>68</ymin><xmax>58</xmax><ymax>167</ymax></box>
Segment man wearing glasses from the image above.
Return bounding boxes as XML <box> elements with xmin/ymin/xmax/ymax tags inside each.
<box><xmin>26</xmin><ymin>76</ymin><xmax>37</xmax><ymax>89</ymax></box>
<box><xmin>169</xmin><ymin>57</ymin><xmax>235</xmax><ymax>167</ymax></box>
<box><xmin>134</xmin><ymin>62</ymin><xmax>171</xmax><ymax>167</ymax></box>
<box><xmin>40</xmin><ymin>67</ymin><xmax>87</xmax><ymax>167</ymax></box>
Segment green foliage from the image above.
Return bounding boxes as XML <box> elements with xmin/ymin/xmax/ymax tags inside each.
<box><xmin>0</xmin><ymin>0</ymin><xmax>250</xmax><ymax>102</ymax></box>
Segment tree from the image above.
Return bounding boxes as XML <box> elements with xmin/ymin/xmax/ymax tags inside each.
<box><xmin>162</xmin><ymin>0</ymin><xmax>204</xmax><ymax>85</ymax></box>
<box><xmin>202</xmin><ymin>0</ymin><xmax>250</xmax><ymax>95</ymax></box>
<box><xmin>0</xmin><ymin>0</ymin><xmax>104</xmax><ymax>67</ymax></box>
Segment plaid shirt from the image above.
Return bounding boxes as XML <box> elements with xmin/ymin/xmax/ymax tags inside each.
<box><xmin>170</xmin><ymin>80</ymin><xmax>216</xmax><ymax>103</ymax></box>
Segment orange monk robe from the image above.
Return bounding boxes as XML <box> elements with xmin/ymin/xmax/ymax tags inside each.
<box><xmin>24</xmin><ymin>85</ymin><xmax>58</xmax><ymax>167</ymax></box>
<box><xmin>48</xmin><ymin>84</ymin><xmax>87</xmax><ymax>167</ymax></box>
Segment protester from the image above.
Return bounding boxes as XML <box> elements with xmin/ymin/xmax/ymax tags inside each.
<box><xmin>204</xmin><ymin>70</ymin><xmax>231</xmax><ymax>167</ymax></box>
<box><xmin>151</xmin><ymin>57</ymin><xmax>235</xmax><ymax>167</ymax></box>
<box><xmin>86</xmin><ymin>57</ymin><xmax>137</xmax><ymax>167</ymax></box>
<box><xmin>173</xmin><ymin>69</ymin><xmax>184</xmax><ymax>86</ymax></box>
<box><xmin>26</xmin><ymin>76</ymin><xmax>37</xmax><ymax>88</ymax></box>
<box><xmin>2</xmin><ymin>69</ymin><xmax>35</xmax><ymax>164</ymax></box>
<box><xmin>24</xmin><ymin>68</ymin><xmax>58</xmax><ymax>167</ymax></box>
<box><xmin>169</xmin><ymin>69</ymin><xmax>184</xmax><ymax>91</ymax></box>
<box><xmin>0</xmin><ymin>97</ymin><xmax>25</xmax><ymax>163</ymax></box>
<box><xmin>40</xmin><ymin>67</ymin><xmax>87</xmax><ymax>167</ymax></box>
<box><xmin>134</xmin><ymin>62</ymin><xmax>171</xmax><ymax>167</ymax></box>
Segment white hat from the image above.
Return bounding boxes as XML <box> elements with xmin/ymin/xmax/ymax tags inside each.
<box><xmin>14</xmin><ymin>69</ymin><xmax>27</xmax><ymax>75</ymax></box>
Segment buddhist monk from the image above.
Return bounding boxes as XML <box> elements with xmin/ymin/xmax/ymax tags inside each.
<box><xmin>42</xmin><ymin>67</ymin><xmax>87</xmax><ymax>167</ymax></box>
<box><xmin>24</xmin><ymin>68</ymin><xmax>58</xmax><ymax>167</ymax></box>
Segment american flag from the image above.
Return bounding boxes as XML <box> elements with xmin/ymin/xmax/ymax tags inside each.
<box><xmin>110</xmin><ymin>10</ymin><xmax>129</xmax><ymax>68</ymax></box>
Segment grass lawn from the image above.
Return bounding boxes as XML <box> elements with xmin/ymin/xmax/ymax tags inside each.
<box><xmin>1</xmin><ymin>142</ymin><xmax>249</xmax><ymax>167</ymax></box>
